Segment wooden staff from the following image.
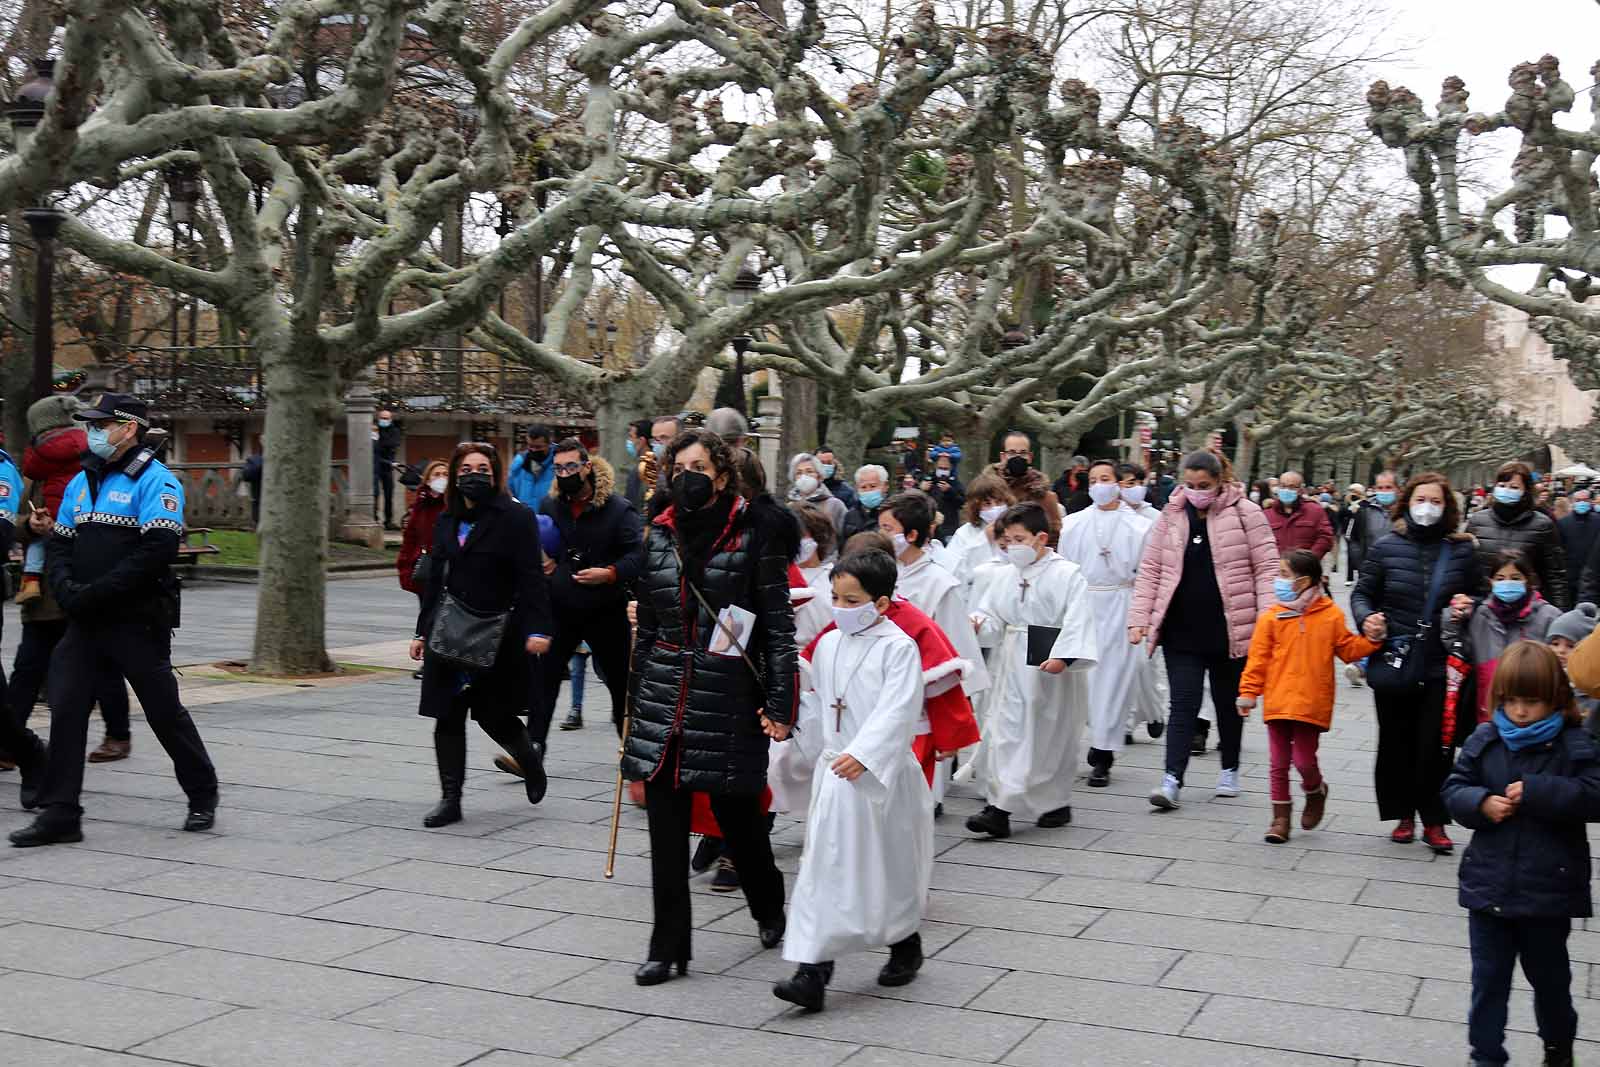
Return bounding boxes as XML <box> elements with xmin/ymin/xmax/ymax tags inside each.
<box><xmin>604</xmin><ymin>619</ymin><xmax>638</xmax><ymax>879</ymax></box>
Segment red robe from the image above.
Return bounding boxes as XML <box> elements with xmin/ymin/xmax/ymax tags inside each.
<box><xmin>803</xmin><ymin>597</ymin><xmax>981</xmax><ymax>786</ymax></box>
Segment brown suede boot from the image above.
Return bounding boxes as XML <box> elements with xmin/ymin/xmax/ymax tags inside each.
<box><xmin>1301</xmin><ymin>782</ymin><xmax>1329</xmax><ymax>830</ymax></box>
<box><xmin>1264</xmin><ymin>802</ymin><xmax>1292</xmax><ymax>844</ymax></box>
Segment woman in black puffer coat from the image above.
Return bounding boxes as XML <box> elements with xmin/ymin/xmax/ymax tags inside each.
<box><xmin>1466</xmin><ymin>460</ymin><xmax>1570</xmax><ymax>610</ymax></box>
<box><xmin>1351</xmin><ymin>471</ymin><xmax>1477</xmax><ymax>853</ymax></box>
<box><xmin>623</xmin><ymin>428</ymin><xmax>796</xmax><ymax>986</ymax></box>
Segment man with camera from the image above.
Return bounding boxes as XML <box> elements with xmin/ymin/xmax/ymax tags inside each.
<box><xmin>921</xmin><ymin>453</ymin><xmax>965</xmax><ymax>542</ymax></box>
<box><xmin>10</xmin><ymin>394</ymin><xmax>218</xmax><ymax>847</ymax></box>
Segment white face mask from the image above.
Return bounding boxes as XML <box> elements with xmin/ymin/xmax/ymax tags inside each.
<box><xmin>832</xmin><ymin>602</ymin><xmax>880</xmax><ymax>635</ymax></box>
<box><xmin>1005</xmin><ymin>543</ymin><xmax>1038</xmax><ymax>569</ymax></box>
<box><xmin>1121</xmin><ymin>485</ymin><xmax>1147</xmax><ymax>506</ymax></box>
<box><xmin>979</xmin><ymin>504</ymin><xmax>1007</xmax><ymax>525</ymax></box>
<box><xmin>889</xmin><ymin>532</ymin><xmax>911</xmax><ymax>557</ymax></box>
<box><xmin>1089</xmin><ymin>482</ymin><xmax>1121</xmax><ymax>506</ymax></box>
<box><xmin>1410</xmin><ymin>501</ymin><xmax>1444</xmax><ymax>527</ymax></box>
<box><xmin>794</xmin><ymin>473</ymin><xmax>820</xmax><ymax>496</ymax></box>
<box><xmin>427</xmin><ymin>477</ymin><xmax>448</xmax><ymax>495</ymax></box>
<box><xmin>798</xmin><ymin>537</ymin><xmax>817</xmax><ymax>562</ymax></box>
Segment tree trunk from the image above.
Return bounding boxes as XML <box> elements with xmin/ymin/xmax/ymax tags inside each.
<box><xmin>250</xmin><ymin>350</ymin><xmax>341</xmax><ymax>675</ymax></box>
<box><xmin>594</xmin><ymin>382</ymin><xmax>640</xmax><ymax>475</ymax></box>
<box><xmin>1233</xmin><ymin>421</ymin><xmax>1256</xmax><ymax>485</ymax></box>
<box><xmin>824</xmin><ymin>392</ymin><xmax>873</xmax><ymax>474</ymax></box>
<box><xmin>781</xmin><ymin>377</ymin><xmax>817</xmax><ymax>461</ymax></box>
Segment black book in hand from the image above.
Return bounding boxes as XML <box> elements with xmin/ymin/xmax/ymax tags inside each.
<box><xmin>1026</xmin><ymin>625</ymin><xmax>1067</xmax><ymax>667</ymax></box>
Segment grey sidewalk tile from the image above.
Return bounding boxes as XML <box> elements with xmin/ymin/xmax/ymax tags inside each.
<box><xmin>106</xmin><ymin>902</ymin><xmax>402</xmax><ymax>963</ymax></box>
<box><xmin>0</xmin><ymin>970</ymin><xmax>229</xmax><ymax>1050</ymax></box>
<box><xmin>840</xmin><ymin>1049</ymin><xmax>1004</xmax><ymax>1067</ymax></box>
<box><xmin>1029</xmin><ymin>873</ymin><xmax>1263</xmax><ymax>920</ymax></box>
<box><xmin>969</xmin><ymin>970</ymin><xmax>1206</xmax><ymax>1034</ymax></box>
<box><xmin>315</xmin><ymin>798</ymin><xmax>534</xmax><ymax>836</ymax></box>
<box><xmin>98</xmin><ymin>946</ymin><xmax>418</xmax><ymax>1018</ymax></box>
<box><xmin>923</xmin><ymin>890</ymin><xmax>1100</xmax><ymax>938</ymax></box>
<box><xmin>543</xmin><ymin>960</ymin><xmax>791</xmax><ymax>1027</ymax></box>
<box><xmin>934</xmin><ymin>926</ymin><xmax>1182</xmax><ymax>985</ymax></box>
<box><xmin>0</xmin><ymin>847</ymin><xmax>179</xmax><ymax>889</ymax></box>
<box><xmin>508</xmin><ymin>912</ymin><xmax>766</xmax><ymax>974</ymax></box>
<box><xmin>927</xmin><ymin>862</ymin><xmax>1055</xmax><ymax>900</ymax></box>
<box><xmin>467</xmin><ymin>1055</ymin><xmax>569</xmax><ymax>1067</ymax></box>
<box><xmin>1183</xmin><ymin>994</ymin><xmax>1488</xmax><ymax>1064</ymax></box>
<box><xmin>1250</xmin><ymin>897</ymin><xmax>1470</xmax><ymax>948</ymax></box>
<box><xmin>1080</xmin><ymin>909</ymin><xmax>1356</xmax><ymax>966</ymax></box>
<box><xmin>345</xmin><ymin>858</ymin><xmax>548</xmax><ymax>900</ymax></box>
<box><xmin>484</xmin><ymin>844</ymin><xmax>654</xmax><ymax>887</ymax></box>
<box><xmin>333</xmin><ymin>931</ymin><xmax>602</xmax><ymax>995</ymax></box>
<box><xmin>573</xmin><ymin>1016</ymin><xmax>859</xmax><ymax>1067</ymax></box>
<box><xmin>0</xmin><ymin>1032</ymin><xmax>203</xmax><ymax>1065</ymax></box>
<box><xmin>936</xmin><ymin>840</ymin><xmax>1169</xmax><ymax>880</ymax></box>
<box><xmin>1152</xmin><ymin>859</ymin><xmax>1367</xmax><ymax>904</ymax></box>
<box><xmin>344</xmin><ymin>984</ymin><xmax>635</xmax><ymax>1056</ymax></box>
<box><xmin>1088</xmin><ymin>829</ymin><xmax>1310</xmax><ymax>870</ymax></box>
<box><xmin>0</xmin><ymin>880</ymin><xmax>182</xmax><ymax>929</ymax></box>
<box><xmin>152</xmin><ymin>835</ymin><xmax>394</xmax><ymax>880</ymax></box>
<box><xmin>184</xmin><ymin>808</ymin><xmax>360</xmax><ymax>844</ymax></box>
<box><xmin>1002</xmin><ymin>1021</ymin><xmax>1353</xmax><ymax>1067</ymax></box>
<box><xmin>1344</xmin><ymin>937</ymin><xmax>1473</xmax><ymax>982</ymax></box>
<box><xmin>0</xmin><ymin>922</ymin><xmax>180</xmax><ymax>978</ymax></box>
<box><xmin>117</xmin><ymin>865</ymin><xmax>372</xmax><ymax>914</ymax></box>
<box><xmin>1352</xmin><ymin>880</ymin><xmax>1462</xmax><ymax>915</ymax></box>
<box><xmin>294</xmin><ymin>824</ymin><xmax>534</xmax><ymax>866</ymax></box>
<box><xmin>492</xmin><ymin>818</ymin><xmax>654</xmax><ymax>856</ymax></box>
<box><xmin>1295</xmin><ymin>850</ymin><xmax>1460</xmax><ymax>887</ymax></box>
<box><xmin>495</xmin><ymin>874</ymin><xmax>751</xmax><ymax>929</ymax></box>
<box><xmin>1159</xmin><ymin>951</ymin><xmax>1420</xmax><ymax>1013</ymax></box>
<box><xmin>763</xmin><ymin>992</ymin><xmax>1039</xmax><ymax>1060</ymax></box>
<box><xmin>306</xmin><ymin>887</ymin><xmax>561</xmax><ymax>942</ymax></box>
<box><xmin>130</xmin><ymin>1007</ymin><xmax>489</xmax><ymax>1067</ymax></box>
<box><xmin>1068</xmin><ymin>806</ymin><xmax>1252</xmax><ymax>840</ymax></box>
<box><xmin>728</xmin><ymin>951</ymin><xmax>1007</xmax><ymax>1009</ymax></box>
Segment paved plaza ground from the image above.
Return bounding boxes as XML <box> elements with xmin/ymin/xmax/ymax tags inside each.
<box><xmin>0</xmin><ymin>575</ymin><xmax>1592</xmax><ymax>1065</ymax></box>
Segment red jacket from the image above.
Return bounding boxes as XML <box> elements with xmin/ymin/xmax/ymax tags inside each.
<box><xmin>396</xmin><ymin>489</ymin><xmax>447</xmax><ymax>594</ymax></box>
<box><xmin>22</xmin><ymin>426</ymin><xmax>86</xmax><ymax>519</ymax></box>
<box><xmin>1265</xmin><ymin>500</ymin><xmax>1334</xmax><ymax>558</ymax></box>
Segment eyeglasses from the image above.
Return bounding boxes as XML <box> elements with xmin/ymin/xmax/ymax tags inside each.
<box><xmin>552</xmin><ymin>462</ymin><xmax>585</xmax><ymax>476</ymax></box>
<box><xmin>82</xmin><ymin>419</ymin><xmax>132</xmax><ymax>430</ymax></box>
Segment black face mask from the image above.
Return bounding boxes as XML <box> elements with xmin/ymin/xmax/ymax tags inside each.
<box><xmin>457</xmin><ymin>472</ymin><xmax>494</xmax><ymax>502</ymax></box>
<box><xmin>528</xmin><ymin>448</ymin><xmax>549</xmax><ymax>465</ymax></box>
<box><xmin>1005</xmin><ymin>456</ymin><xmax>1029</xmax><ymax>478</ymax></box>
<box><xmin>673</xmin><ymin>470</ymin><xmax>716</xmax><ymax>512</ymax></box>
<box><xmin>557</xmin><ymin>471</ymin><xmax>587</xmax><ymax>498</ymax></box>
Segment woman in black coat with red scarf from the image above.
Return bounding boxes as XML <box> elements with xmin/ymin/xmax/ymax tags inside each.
<box><xmin>410</xmin><ymin>442</ymin><xmax>553</xmax><ymax>829</ymax></box>
<box><xmin>623</xmin><ymin>428</ymin><xmax>796</xmax><ymax>986</ymax></box>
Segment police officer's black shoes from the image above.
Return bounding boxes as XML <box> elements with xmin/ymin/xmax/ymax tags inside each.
<box><xmin>878</xmin><ymin>933</ymin><xmax>923</xmax><ymax>986</ymax></box>
<box><xmin>183</xmin><ymin>810</ymin><xmax>215</xmax><ymax>832</ymax></box>
<box><xmin>9</xmin><ymin>818</ymin><xmax>83</xmax><ymax>847</ymax></box>
<box><xmin>773</xmin><ymin>962</ymin><xmax>832</xmax><ymax>1011</ymax></box>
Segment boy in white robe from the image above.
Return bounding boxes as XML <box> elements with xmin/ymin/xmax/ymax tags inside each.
<box><xmin>774</xmin><ymin>550</ymin><xmax>932</xmax><ymax>1013</ymax></box>
<box><xmin>966</xmin><ymin>502</ymin><xmax>1099</xmax><ymax>839</ymax></box>
<box><xmin>1057</xmin><ymin>460</ymin><xmax>1153</xmax><ymax>787</ymax></box>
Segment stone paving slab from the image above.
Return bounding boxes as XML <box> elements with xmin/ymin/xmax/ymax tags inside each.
<box><xmin>2</xmin><ymin>577</ymin><xmax>1599</xmax><ymax>1064</ymax></box>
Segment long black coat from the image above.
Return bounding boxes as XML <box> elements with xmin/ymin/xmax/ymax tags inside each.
<box><xmin>1443</xmin><ymin>721</ymin><xmax>1600</xmax><ymax>918</ymax></box>
<box><xmin>1466</xmin><ymin>504</ymin><xmax>1570</xmax><ymax>610</ymax></box>
<box><xmin>622</xmin><ymin>495</ymin><xmax>797</xmax><ymax>794</ymax></box>
<box><xmin>416</xmin><ymin>494</ymin><xmax>552</xmax><ymax>717</ymax></box>
<box><xmin>1351</xmin><ymin>522</ymin><xmax>1477</xmax><ymax>677</ymax></box>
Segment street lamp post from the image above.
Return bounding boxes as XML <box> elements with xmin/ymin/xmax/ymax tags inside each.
<box><xmin>8</xmin><ymin>59</ymin><xmax>63</xmax><ymax>402</ymax></box>
<box><xmin>727</xmin><ymin>266</ymin><xmax>761</xmax><ymax>417</ymax></box>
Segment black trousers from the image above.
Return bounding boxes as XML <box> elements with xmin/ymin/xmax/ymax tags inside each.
<box><xmin>9</xmin><ymin>619</ymin><xmax>130</xmax><ymax>741</ymax></box>
<box><xmin>532</xmin><ymin>602</ymin><xmax>632</xmax><ymax>743</ymax></box>
<box><xmin>375</xmin><ymin>462</ymin><xmax>395</xmax><ymax>524</ymax></box>
<box><xmin>1372</xmin><ymin>677</ymin><xmax>1449</xmax><ymax>824</ymax></box>
<box><xmin>1163</xmin><ymin>648</ymin><xmax>1245</xmax><ymax>784</ymax></box>
<box><xmin>644</xmin><ymin>775</ymin><xmax>783</xmax><ymax>964</ymax></box>
<box><xmin>1469</xmin><ymin>911</ymin><xmax>1577</xmax><ymax>1063</ymax></box>
<box><xmin>37</xmin><ymin>619</ymin><xmax>218</xmax><ymax>824</ymax></box>
<box><xmin>0</xmin><ymin>613</ymin><xmax>44</xmax><ymax>764</ymax></box>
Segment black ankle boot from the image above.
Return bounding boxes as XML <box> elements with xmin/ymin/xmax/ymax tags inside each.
<box><xmin>424</xmin><ymin>732</ymin><xmax>466</xmax><ymax>828</ymax></box>
<box><xmin>485</xmin><ymin>722</ymin><xmax>546</xmax><ymax>805</ymax></box>
<box><xmin>634</xmin><ymin>958</ymin><xmax>688</xmax><ymax>985</ymax></box>
<box><xmin>1544</xmin><ymin>1040</ymin><xmax>1575</xmax><ymax>1067</ymax></box>
<box><xmin>773</xmin><ymin>962</ymin><xmax>831</xmax><ymax>1011</ymax></box>
<box><xmin>878</xmin><ymin>933</ymin><xmax>923</xmax><ymax>986</ymax></box>
<box><xmin>965</xmin><ymin>805</ymin><xmax>1011</xmax><ymax>838</ymax></box>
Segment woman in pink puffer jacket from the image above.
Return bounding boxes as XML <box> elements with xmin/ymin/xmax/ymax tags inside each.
<box><xmin>1129</xmin><ymin>451</ymin><xmax>1277</xmax><ymax>810</ymax></box>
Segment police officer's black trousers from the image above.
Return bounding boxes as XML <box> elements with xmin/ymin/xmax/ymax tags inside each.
<box><xmin>37</xmin><ymin>620</ymin><xmax>218</xmax><ymax>824</ymax></box>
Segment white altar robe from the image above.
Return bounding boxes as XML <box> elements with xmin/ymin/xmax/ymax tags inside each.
<box><xmin>1056</xmin><ymin>504</ymin><xmax>1154</xmax><ymax>752</ymax></box>
<box><xmin>972</xmin><ymin>552</ymin><xmax>1099</xmax><ymax>818</ymax></box>
<box><xmin>783</xmin><ymin>619</ymin><xmax>932</xmax><ymax>963</ymax></box>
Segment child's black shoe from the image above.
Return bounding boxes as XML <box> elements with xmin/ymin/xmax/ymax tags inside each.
<box><xmin>774</xmin><ymin>962</ymin><xmax>831</xmax><ymax>1011</ymax></box>
<box><xmin>965</xmin><ymin>805</ymin><xmax>1011</xmax><ymax>838</ymax></box>
<box><xmin>878</xmin><ymin>933</ymin><xmax>923</xmax><ymax>987</ymax></box>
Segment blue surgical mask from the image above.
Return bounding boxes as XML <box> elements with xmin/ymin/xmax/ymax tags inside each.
<box><xmin>626</xmin><ymin>439</ymin><xmax>638</xmax><ymax>460</ymax></box>
<box><xmin>651</xmin><ymin>441</ymin><xmax>666</xmax><ymax>460</ymax></box>
<box><xmin>1276</xmin><ymin>488</ymin><xmax>1300</xmax><ymax>505</ymax></box>
<box><xmin>85</xmin><ymin>425</ymin><xmax>118</xmax><ymax>460</ymax></box>
<box><xmin>1492</xmin><ymin>579</ymin><xmax>1527</xmax><ymax>603</ymax></box>
<box><xmin>377</xmin><ymin>419</ymin><xmax>392</xmax><ymax>428</ymax></box>
<box><xmin>859</xmin><ymin>489</ymin><xmax>884</xmax><ymax>510</ymax></box>
<box><xmin>1577</xmin><ymin>501</ymin><xmax>1593</xmax><ymax>515</ymax></box>
<box><xmin>1493</xmin><ymin>485</ymin><xmax>1524</xmax><ymax>506</ymax></box>
<box><xmin>1375</xmin><ymin>490</ymin><xmax>1396</xmax><ymax>507</ymax></box>
<box><xmin>1273</xmin><ymin>577</ymin><xmax>1301</xmax><ymax>604</ymax></box>
<box><xmin>819</xmin><ymin>463</ymin><xmax>835</xmax><ymax>479</ymax></box>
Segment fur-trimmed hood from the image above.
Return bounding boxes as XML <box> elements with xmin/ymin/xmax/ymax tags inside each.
<box><xmin>27</xmin><ymin>394</ymin><xmax>81</xmax><ymax>436</ymax></box>
<box><xmin>546</xmin><ymin>453</ymin><xmax>616</xmax><ymax>508</ymax></box>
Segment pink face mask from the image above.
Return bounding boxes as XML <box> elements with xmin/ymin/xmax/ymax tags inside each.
<box><xmin>1184</xmin><ymin>487</ymin><xmax>1216</xmax><ymax>509</ymax></box>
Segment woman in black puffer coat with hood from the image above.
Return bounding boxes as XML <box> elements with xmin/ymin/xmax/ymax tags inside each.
<box><xmin>1467</xmin><ymin>460</ymin><xmax>1570</xmax><ymax>610</ymax></box>
<box><xmin>624</xmin><ymin>428</ymin><xmax>797</xmax><ymax>986</ymax></box>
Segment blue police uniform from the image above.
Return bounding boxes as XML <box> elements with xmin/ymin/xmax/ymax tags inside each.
<box><xmin>14</xmin><ymin>401</ymin><xmax>218</xmax><ymax>843</ymax></box>
<box><xmin>0</xmin><ymin>447</ymin><xmax>47</xmax><ymax>797</ymax></box>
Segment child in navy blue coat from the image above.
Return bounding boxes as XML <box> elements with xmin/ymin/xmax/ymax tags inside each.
<box><xmin>1442</xmin><ymin>640</ymin><xmax>1600</xmax><ymax>1067</ymax></box>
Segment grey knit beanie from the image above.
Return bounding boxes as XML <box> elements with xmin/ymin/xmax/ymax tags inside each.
<box><xmin>1549</xmin><ymin>602</ymin><xmax>1600</xmax><ymax>646</ymax></box>
<box><xmin>26</xmin><ymin>394</ymin><xmax>81</xmax><ymax>436</ymax></box>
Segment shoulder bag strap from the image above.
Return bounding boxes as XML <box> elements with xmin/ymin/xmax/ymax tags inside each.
<box><xmin>1417</xmin><ymin>541</ymin><xmax>1461</xmax><ymax>636</ymax></box>
<box><xmin>672</xmin><ymin>544</ymin><xmax>763</xmax><ymax>682</ymax></box>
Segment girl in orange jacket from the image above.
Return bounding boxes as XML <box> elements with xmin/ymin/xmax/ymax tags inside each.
<box><xmin>1237</xmin><ymin>549</ymin><xmax>1383</xmax><ymax>843</ymax></box>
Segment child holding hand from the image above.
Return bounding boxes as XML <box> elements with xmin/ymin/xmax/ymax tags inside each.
<box><xmin>1442</xmin><ymin>640</ymin><xmax>1600</xmax><ymax>1067</ymax></box>
<box><xmin>1237</xmin><ymin>550</ymin><xmax>1382</xmax><ymax>844</ymax></box>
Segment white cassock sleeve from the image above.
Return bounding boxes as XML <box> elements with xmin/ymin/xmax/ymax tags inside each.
<box><xmin>930</xmin><ymin>586</ymin><xmax>991</xmax><ymax>695</ymax></box>
<box><xmin>788</xmin><ymin>655</ymin><xmax>827</xmax><ymax>767</ymax></box>
<box><xmin>1049</xmin><ymin>565</ymin><xmax>1099</xmax><ymax>673</ymax></box>
<box><xmin>843</xmin><ymin>637</ymin><xmax>925</xmax><ymax>787</ymax></box>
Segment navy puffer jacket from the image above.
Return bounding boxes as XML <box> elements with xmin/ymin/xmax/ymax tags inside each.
<box><xmin>1443</xmin><ymin>720</ymin><xmax>1600</xmax><ymax>918</ymax></box>
<box><xmin>1350</xmin><ymin>521</ymin><xmax>1477</xmax><ymax>676</ymax></box>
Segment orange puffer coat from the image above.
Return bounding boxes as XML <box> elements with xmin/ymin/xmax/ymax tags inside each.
<box><xmin>1238</xmin><ymin>594</ymin><xmax>1382</xmax><ymax>730</ymax></box>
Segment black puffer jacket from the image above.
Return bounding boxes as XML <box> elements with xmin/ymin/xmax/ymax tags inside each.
<box><xmin>1466</xmin><ymin>503</ymin><xmax>1570</xmax><ymax>610</ymax></box>
<box><xmin>1351</xmin><ymin>521</ymin><xmax>1477</xmax><ymax>677</ymax></box>
<box><xmin>1443</xmin><ymin>721</ymin><xmax>1600</xmax><ymax>918</ymax></box>
<box><xmin>1344</xmin><ymin>498</ymin><xmax>1394</xmax><ymax>579</ymax></box>
<box><xmin>622</xmin><ymin>495</ymin><xmax>798</xmax><ymax>794</ymax></box>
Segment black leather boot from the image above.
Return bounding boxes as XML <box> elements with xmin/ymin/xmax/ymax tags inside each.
<box><xmin>878</xmin><ymin>933</ymin><xmax>923</xmax><ymax>986</ymax></box>
<box><xmin>773</xmin><ymin>962</ymin><xmax>832</xmax><ymax>1011</ymax></box>
<box><xmin>482</xmin><ymin>720</ymin><xmax>546</xmax><ymax>805</ymax></box>
<box><xmin>15</xmin><ymin>734</ymin><xmax>46</xmax><ymax>811</ymax></box>
<box><xmin>424</xmin><ymin>732</ymin><xmax>466</xmax><ymax>828</ymax></box>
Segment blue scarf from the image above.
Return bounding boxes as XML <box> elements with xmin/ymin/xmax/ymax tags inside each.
<box><xmin>1492</xmin><ymin>707</ymin><xmax>1565</xmax><ymax>751</ymax></box>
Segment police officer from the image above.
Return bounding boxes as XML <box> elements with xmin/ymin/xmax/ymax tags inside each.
<box><xmin>0</xmin><ymin>441</ymin><xmax>48</xmax><ymax>805</ymax></box>
<box><xmin>9</xmin><ymin>394</ymin><xmax>218</xmax><ymax>847</ymax></box>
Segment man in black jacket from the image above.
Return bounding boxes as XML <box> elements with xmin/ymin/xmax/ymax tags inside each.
<box><xmin>815</xmin><ymin>446</ymin><xmax>857</xmax><ymax>509</ymax></box>
<box><xmin>1347</xmin><ymin>471</ymin><xmax>1400</xmax><ymax>583</ymax></box>
<box><xmin>1560</xmin><ymin>490</ymin><xmax>1600</xmax><ymax>600</ymax></box>
<box><xmin>533</xmin><ymin>439</ymin><xmax>642</xmax><ymax>738</ymax></box>
<box><xmin>373</xmin><ymin>409</ymin><xmax>402</xmax><ymax>529</ymax></box>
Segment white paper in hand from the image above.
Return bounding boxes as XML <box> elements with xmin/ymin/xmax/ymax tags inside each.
<box><xmin>708</xmin><ymin>603</ymin><xmax>756</xmax><ymax>658</ymax></box>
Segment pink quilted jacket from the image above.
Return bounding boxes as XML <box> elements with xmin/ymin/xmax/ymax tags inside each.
<box><xmin>1130</xmin><ymin>482</ymin><xmax>1279</xmax><ymax>659</ymax></box>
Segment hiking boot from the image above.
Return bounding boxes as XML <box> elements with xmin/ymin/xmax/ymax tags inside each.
<box><xmin>965</xmin><ymin>805</ymin><xmax>1011</xmax><ymax>838</ymax></box>
<box><xmin>1301</xmin><ymin>782</ymin><xmax>1329</xmax><ymax>830</ymax></box>
<box><xmin>1264</xmin><ymin>801</ymin><xmax>1293</xmax><ymax>844</ymax></box>
<box><xmin>773</xmin><ymin>962</ymin><xmax>831</xmax><ymax>1012</ymax></box>
<box><xmin>878</xmin><ymin>933</ymin><xmax>923</xmax><ymax>986</ymax></box>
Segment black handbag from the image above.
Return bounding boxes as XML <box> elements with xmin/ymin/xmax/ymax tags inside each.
<box><xmin>426</xmin><ymin>559</ymin><xmax>511</xmax><ymax>671</ymax></box>
<box><xmin>1366</xmin><ymin>542</ymin><xmax>1463</xmax><ymax>694</ymax></box>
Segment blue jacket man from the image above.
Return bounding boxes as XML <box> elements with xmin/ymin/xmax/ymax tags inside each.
<box><xmin>508</xmin><ymin>424</ymin><xmax>555</xmax><ymax>507</ymax></box>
